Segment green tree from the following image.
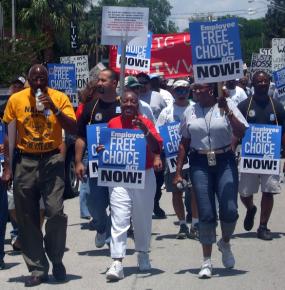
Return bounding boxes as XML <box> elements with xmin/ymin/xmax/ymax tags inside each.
<box><xmin>265</xmin><ymin>0</ymin><xmax>285</xmax><ymax>44</ymax></box>
<box><xmin>18</xmin><ymin>0</ymin><xmax>87</xmax><ymax>61</ymax></box>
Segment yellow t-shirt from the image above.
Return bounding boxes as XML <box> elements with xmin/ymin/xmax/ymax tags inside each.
<box><xmin>3</xmin><ymin>87</ymin><xmax>76</xmax><ymax>153</ymax></box>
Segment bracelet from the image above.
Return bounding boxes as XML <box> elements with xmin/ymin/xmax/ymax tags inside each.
<box><xmin>55</xmin><ymin>108</ymin><xmax>61</xmax><ymax>116</ymax></box>
<box><xmin>144</xmin><ymin>130</ymin><xmax>150</xmax><ymax>137</ymax></box>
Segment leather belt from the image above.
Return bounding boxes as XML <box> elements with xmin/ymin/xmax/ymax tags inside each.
<box><xmin>194</xmin><ymin>145</ymin><xmax>232</xmax><ymax>155</ymax></box>
<box><xmin>17</xmin><ymin>148</ymin><xmax>60</xmax><ymax>159</ymax></box>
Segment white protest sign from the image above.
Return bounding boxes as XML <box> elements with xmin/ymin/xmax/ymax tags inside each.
<box><xmin>60</xmin><ymin>55</ymin><xmax>89</xmax><ymax>107</ymax></box>
<box><xmin>259</xmin><ymin>48</ymin><xmax>272</xmax><ymax>56</ymax></box>
<box><xmin>190</xmin><ymin>18</ymin><xmax>243</xmax><ymax>83</ymax></box>
<box><xmin>272</xmin><ymin>38</ymin><xmax>285</xmax><ymax>72</ymax></box>
<box><xmin>101</xmin><ymin>6</ymin><xmax>149</xmax><ymax>46</ymax></box>
<box><xmin>250</xmin><ymin>53</ymin><xmax>272</xmax><ymax>77</ymax></box>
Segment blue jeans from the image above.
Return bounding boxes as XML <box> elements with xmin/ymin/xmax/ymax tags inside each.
<box><xmin>87</xmin><ymin>178</ymin><xmax>111</xmax><ymax>236</ymax></box>
<box><xmin>80</xmin><ymin>180</ymin><xmax>91</xmax><ymax>218</ymax></box>
<box><xmin>0</xmin><ymin>182</ymin><xmax>8</xmax><ymax>261</ymax></box>
<box><xmin>189</xmin><ymin>151</ymin><xmax>239</xmax><ymax>245</ymax></box>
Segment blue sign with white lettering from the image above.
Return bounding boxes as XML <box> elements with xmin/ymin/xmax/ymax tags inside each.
<box><xmin>116</xmin><ymin>32</ymin><xmax>152</xmax><ymax>72</ymax></box>
<box><xmin>0</xmin><ymin>122</ymin><xmax>5</xmax><ymax>177</ymax></box>
<box><xmin>98</xmin><ymin>128</ymin><xmax>146</xmax><ymax>189</ymax></box>
<box><xmin>189</xmin><ymin>18</ymin><xmax>243</xmax><ymax>83</ymax></box>
<box><xmin>240</xmin><ymin>124</ymin><xmax>281</xmax><ymax>174</ymax></box>
<box><xmin>159</xmin><ymin>121</ymin><xmax>189</xmax><ymax>173</ymax></box>
<box><xmin>47</xmin><ymin>63</ymin><xmax>76</xmax><ymax>94</ymax></box>
<box><xmin>87</xmin><ymin>123</ymin><xmax>107</xmax><ymax>178</ymax></box>
<box><xmin>273</xmin><ymin>67</ymin><xmax>285</xmax><ymax>98</ymax></box>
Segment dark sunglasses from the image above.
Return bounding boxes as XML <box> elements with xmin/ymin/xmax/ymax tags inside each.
<box><xmin>174</xmin><ymin>87</ymin><xmax>189</xmax><ymax>94</ymax></box>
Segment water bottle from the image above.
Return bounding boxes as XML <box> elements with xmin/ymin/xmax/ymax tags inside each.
<box><xmin>176</xmin><ymin>179</ymin><xmax>188</xmax><ymax>190</ymax></box>
<box><xmin>35</xmin><ymin>88</ymin><xmax>45</xmax><ymax>111</ymax></box>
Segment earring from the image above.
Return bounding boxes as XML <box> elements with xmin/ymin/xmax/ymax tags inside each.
<box><xmin>209</xmin><ymin>90</ymin><xmax>213</xmax><ymax>96</ymax></box>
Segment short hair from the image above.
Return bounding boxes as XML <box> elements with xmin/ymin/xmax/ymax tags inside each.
<box><xmin>101</xmin><ymin>68</ymin><xmax>119</xmax><ymax>82</ymax></box>
<box><xmin>252</xmin><ymin>70</ymin><xmax>270</xmax><ymax>84</ymax></box>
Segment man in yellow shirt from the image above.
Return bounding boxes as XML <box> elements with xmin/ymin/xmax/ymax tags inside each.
<box><xmin>3</xmin><ymin>64</ymin><xmax>76</xmax><ymax>287</ymax></box>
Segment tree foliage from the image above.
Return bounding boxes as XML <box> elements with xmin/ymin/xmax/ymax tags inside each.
<box><xmin>265</xmin><ymin>0</ymin><xmax>285</xmax><ymax>44</ymax></box>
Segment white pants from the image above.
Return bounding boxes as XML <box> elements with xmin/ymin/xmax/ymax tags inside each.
<box><xmin>109</xmin><ymin>169</ymin><xmax>156</xmax><ymax>258</ymax></box>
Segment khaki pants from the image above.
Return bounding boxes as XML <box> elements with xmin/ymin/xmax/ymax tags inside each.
<box><xmin>14</xmin><ymin>152</ymin><xmax>67</xmax><ymax>277</ymax></box>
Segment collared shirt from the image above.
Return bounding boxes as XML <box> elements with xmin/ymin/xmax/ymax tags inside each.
<box><xmin>108</xmin><ymin>115</ymin><xmax>163</xmax><ymax>169</ymax></box>
<box><xmin>180</xmin><ymin>99</ymin><xmax>248</xmax><ymax>150</ymax></box>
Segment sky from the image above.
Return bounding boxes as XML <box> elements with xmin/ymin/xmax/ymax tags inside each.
<box><xmin>168</xmin><ymin>0</ymin><xmax>267</xmax><ymax>31</ymax></box>
<box><xmin>91</xmin><ymin>0</ymin><xmax>268</xmax><ymax>31</ymax></box>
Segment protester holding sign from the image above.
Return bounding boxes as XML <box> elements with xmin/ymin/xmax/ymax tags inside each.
<box><xmin>156</xmin><ymin>79</ymin><xmax>198</xmax><ymax>240</ymax></box>
<box><xmin>237</xmin><ymin>70</ymin><xmax>285</xmax><ymax>241</ymax></box>
<box><xmin>136</xmin><ymin>72</ymin><xmax>168</xmax><ymax>218</ymax></box>
<box><xmin>102</xmin><ymin>89</ymin><xmax>162</xmax><ymax>281</ymax></box>
<box><xmin>76</xmin><ymin>69</ymin><xmax>121</xmax><ymax>249</ymax></box>
<box><xmin>174</xmin><ymin>82</ymin><xmax>248</xmax><ymax>278</ymax></box>
<box><xmin>0</xmin><ymin>123</ymin><xmax>10</xmax><ymax>270</ymax></box>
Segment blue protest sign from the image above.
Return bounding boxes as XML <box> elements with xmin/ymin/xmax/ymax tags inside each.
<box><xmin>0</xmin><ymin>122</ymin><xmax>5</xmax><ymax>177</ymax></box>
<box><xmin>189</xmin><ymin>18</ymin><xmax>243</xmax><ymax>83</ymax></box>
<box><xmin>159</xmin><ymin>121</ymin><xmax>189</xmax><ymax>173</ymax></box>
<box><xmin>273</xmin><ymin>67</ymin><xmax>285</xmax><ymax>98</ymax></box>
<box><xmin>240</xmin><ymin>124</ymin><xmax>282</xmax><ymax>174</ymax></box>
<box><xmin>116</xmin><ymin>32</ymin><xmax>152</xmax><ymax>73</ymax></box>
<box><xmin>98</xmin><ymin>128</ymin><xmax>146</xmax><ymax>189</ymax></box>
<box><xmin>47</xmin><ymin>63</ymin><xmax>76</xmax><ymax>94</ymax></box>
<box><xmin>87</xmin><ymin>123</ymin><xmax>107</xmax><ymax>178</ymax></box>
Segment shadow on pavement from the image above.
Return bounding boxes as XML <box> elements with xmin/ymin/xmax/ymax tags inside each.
<box><xmin>232</xmin><ymin>231</ymin><xmax>285</xmax><ymax>239</ymax></box>
<box><xmin>1</xmin><ymin>262</ymin><xmax>20</xmax><ymax>270</ymax></box>
<box><xmin>8</xmin><ymin>274</ymin><xmax>82</xmax><ymax>285</ymax></box>
<box><xmin>155</xmin><ymin>234</ymin><xmax>179</xmax><ymax>240</ymax></box>
<box><xmin>78</xmin><ymin>248</ymin><xmax>135</xmax><ymax>257</ymax></box>
<box><xmin>104</xmin><ymin>266</ymin><xmax>165</xmax><ymax>282</ymax></box>
<box><xmin>175</xmin><ymin>267</ymin><xmax>248</xmax><ymax>277</ymax></box>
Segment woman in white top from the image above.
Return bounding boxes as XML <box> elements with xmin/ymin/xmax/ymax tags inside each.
<box><xmin>174</xmin><ymin>82</ymin><xmax>248</xmax><ymax>279</ymax></box>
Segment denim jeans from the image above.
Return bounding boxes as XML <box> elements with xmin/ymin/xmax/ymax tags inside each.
<box><xmin>189</xmin><ymin>151</ymin><xmax>239</xmax><ymax>245</ymax></box>
<box><xmin>87</xmin><ymin>177</ymin><xmax>111</xmax><ymax>237</ymax></box>
<box><xmin>0</xmin><ymin>182</ymin><xmax>8</xmax><ymax>261</ymax></box>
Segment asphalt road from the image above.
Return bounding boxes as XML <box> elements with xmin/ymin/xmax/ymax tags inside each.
<box><xmin>1</xmin><ymin>185</ymin><xmax>285</xmax><ymax>290</ymax></box>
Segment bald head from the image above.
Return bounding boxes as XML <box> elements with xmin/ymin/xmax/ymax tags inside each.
<box><xmin>28</xmin><ymin>64</ymin><xmax>48</xmax><ymax>94</ymax></box>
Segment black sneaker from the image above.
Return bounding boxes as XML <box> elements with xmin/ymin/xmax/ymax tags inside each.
<box><xmin>52</xmin><ymin>262</ymin><xmax>66</xmax><ymax>282</ymax></box>
<box><xmin>188</xmin><ymin>224</ymin><xmax>199</xmax><ymax>240</ymax></box>
<box><xmin>176</xmin><ymin>224</ymin><xmax>190</xmax><ymax>239</ymax></box>
<box><xmin>0</xmin><ymin>259</ymin><xmax>5</xmax><ymax>270</ymax></box>
<box><xmin>153</xmin><ymin>206</ymin><xmax>166</xmax><ymax>219</ymax></box>
<box><xmin>244</xmin><ymin>205</ymin><xmax>257</xmax><ymax>231</ymax></box>
<box><xmin>257</xmin><ymin>226</ymin><xmax>273</xmax><ymax>241</ymax></box>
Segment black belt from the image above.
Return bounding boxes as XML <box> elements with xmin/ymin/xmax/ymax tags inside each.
<box><xmin>17</xmin><ymin>148</ymin><xmax>60</xmax><ymax>159</ymax></box>
<box><xmin>191</xmin><ymin>145</ymin><xmax>232</xmax><ymax>155</ymax></box>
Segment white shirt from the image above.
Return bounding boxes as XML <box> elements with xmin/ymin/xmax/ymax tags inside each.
<box><xmin>159</xmin><ymin>88</ymin><xmax>174</xmax><ymax>106</ymax></box>
<box><xmin>228</xmin><ymin>86</ymin><xmax>248</xmax><ymax>106</ymax></box>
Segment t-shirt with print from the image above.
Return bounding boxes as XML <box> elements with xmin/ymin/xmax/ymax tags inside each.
<box><xmin>238</xmin><ymin>97</ymin><xmax>285</xmax><ymax>134</ymax></box>
<box><xmin>77</xmin><ymin>97</ymin><xmax>121</xmax><ymax>139</ymax></box>
<box><xmin>3</xmin><ymin>87</ymin><xmax>75</xmax><ymax>153</ymax></box>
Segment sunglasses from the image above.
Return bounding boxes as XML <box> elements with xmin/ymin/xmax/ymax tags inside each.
<box><xmin>174</xmin><ymin>87</ymin><xmax>189</xmax><ymax>94</ymax></box>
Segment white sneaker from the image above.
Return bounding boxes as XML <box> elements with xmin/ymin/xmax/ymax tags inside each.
<box><xmin>217</xmin><ymin>239</ymin><xmax>235</xmax><ymax>268</ymax></box>
<box><xmin>198</xmin><ymin>260</ymin><xmax>212</xmax><ymax>279</ymax></box>
<box><xmin>95</xmin><ymin>231</ymin><xmax>106</xmax><ymax>248</ymax></box>
<box><xmin>106</xmin><ymin>261</ymin><xmax>124</xmax><ymax>281</ymax></box>
<box><xmin>137</xmin><ymin>252</ymin><xmax>151</xmax><ymax>271</ymax></box>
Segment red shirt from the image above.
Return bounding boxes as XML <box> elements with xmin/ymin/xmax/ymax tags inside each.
<box><xmin>76</xmin><ymin>103</ymin><xmax>85</xmax><ymax>120</ymax></box>
<box><xmin>108</xmin><ymin>114</ymin><xmax>163</xmax><ymax>169</ymax></box>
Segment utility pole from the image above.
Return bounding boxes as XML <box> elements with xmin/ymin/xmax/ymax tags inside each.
<box><xmin>11</xmin><ymin>0</ymin><xmax>16</xmax><ymax>52</ymax></box>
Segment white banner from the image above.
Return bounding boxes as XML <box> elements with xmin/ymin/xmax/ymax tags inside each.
<box><xmin>272</xmin><ymin>38</ymin><xmax>285</xmax><ymax>72</ymax></box>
